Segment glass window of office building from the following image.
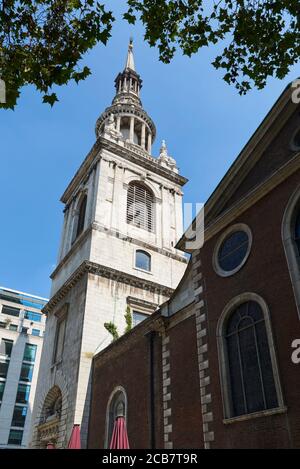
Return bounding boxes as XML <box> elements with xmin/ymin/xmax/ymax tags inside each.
<box><xmin>24</xmin><ymin>311</ymin><xmax>42</xmax><ymax>322</ymax></box>
<box><xmin>16</xmin><ymin>384</ymin><xmax>31</xmax><ymax>404</ymax></box>
<box><xmin>0</xmin><ymin>360</ymin><xmax>9</xmax><ymax>379</ymax></box>
<box><xmin>20</xmin><ymin>363</ymin><xmax>34</xmax><ymax>383</ymax></box>
<box><xmin>23</xmin><ymin>344</ymin><xmax>37</xmax><ymax>363</ymax></box>
<box><xmin>0</xmin><ymin>339</ymin><xmax>13</xmax><ymax>357</ymax></box>
<box><xmin>1</xmin><ymin>305</ymin><xmax>20</xmax><ymax>317</ymax></box>
<box><xmin>8</xmin><ymin>429</ymin><xmax>23</xmax><ymax>446</ymax></box>
<box><xmin>11</xmin><ymin>405</ymin><xmax>27</xmax><ymax>428</ymax></box>
<box><xmin>0</xmin><ymin>288</ymin><xmax>47</xmax><ymax>311</ymax></box>
<box><xmin>0</xmin><ymin>381</ymin><xmax>5</xmax><ymax>401</ymax></box>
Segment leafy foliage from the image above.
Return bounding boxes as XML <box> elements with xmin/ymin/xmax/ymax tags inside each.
<box><xmin>0</xmin><ymin>1</ymin><xmax>299</xmax><ymax>108</ymax></box>
<box><xmin>125</xmin><ymin>0</ymin><xmax>300</xmax><ymax>94</ymax></box>
<box><xmin>124</xmin><ymin>306</ymin><xmax>132</xmax><ymax>334</ymax></box>
<box><xmin>104</xmin><ymin>321</ymin><xmax>119</xmax><ymax>342</ymax></box>
<box><xmin>0</xmin><ymin>0</ymin><xmax>113</xmax><ymax>108</ymax></box>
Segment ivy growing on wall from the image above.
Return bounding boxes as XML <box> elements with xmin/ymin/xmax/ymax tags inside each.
<box><xmin>104</xmin><ymin>322</ymin><xmax>119</xmax><ymax>342</ymax></box>
<box><xmin>124</xmin><ymin>306</ymin><xmax>133</xmax><ymax>334</ymax></box>
<box><xmin>104</xmin><ymin>306</ymin><xmax>133</xmax><ymax>343</ymax></box>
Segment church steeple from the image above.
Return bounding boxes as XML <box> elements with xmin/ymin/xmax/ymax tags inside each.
<box><xmin>96</xmin><ymin>39</ymin><xmax>156</xmax><ymax>154</ymax></box>
<box><xmin>113</xmin><ymin>38</ymin><xmax>143</xmax><ymax>106</ymax></box>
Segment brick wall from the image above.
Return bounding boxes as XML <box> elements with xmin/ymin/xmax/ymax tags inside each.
<box><xmin>199</xmin><ymin>170</ymin><xmax>300</xmax><ymax>448</ymax></box>
<box><xmin>88</xmin><ymin>320</ymin><xmax>164</xmax><ymax>449</ymax></box>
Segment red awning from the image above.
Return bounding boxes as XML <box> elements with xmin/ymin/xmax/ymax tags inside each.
<box><xmin>110</xmin><ymin>417</ymin><xmax>130</xmax><ymax>449</ymax></box>
<box><xmin>68</xmin><ymin>424</ymin><xmax>81</xmax><ymax>449</ymax></box>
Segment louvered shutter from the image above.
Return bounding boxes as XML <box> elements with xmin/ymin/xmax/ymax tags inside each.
<box><xmin>127</xmin><ymin>182</ymin><xmax>155</xmax><ymax>232</ymax></box>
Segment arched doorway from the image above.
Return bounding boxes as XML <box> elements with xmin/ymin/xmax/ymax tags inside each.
<box><xmin>37</xmin><ymin>386</ymin><xmax>63</xmax><ymax>448</ymax></box>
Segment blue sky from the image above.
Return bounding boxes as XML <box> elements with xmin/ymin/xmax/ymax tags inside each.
<box><xmin>0</xmin><ymin>1</ymin><xmax>298</xmax><ymax>298</ymax></box>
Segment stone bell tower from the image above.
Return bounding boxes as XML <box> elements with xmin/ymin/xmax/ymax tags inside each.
<box><xmin>30</xmin><ymin>40</ymin><xmax>188</xmax><ymax>449</ymax></box>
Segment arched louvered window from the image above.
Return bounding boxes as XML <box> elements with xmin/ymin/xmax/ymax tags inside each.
<box><xmin>127</xmin><ymin>182</ymin><xmax>155</xmax><ymax>232</ymax></box>
<box><xmin>224</xmin><ymin>301</ymin><xmax>279</xmax><ymax>418</ymax></box>
<box><xmin>295</xmin><ymin>209</ymin><xmax>300</xmax><ymax>256</ymax></box>
<box><xmin>76</xmin><ymin>194</ymin><xmax>87</xmax><ymax>238</ymax></box>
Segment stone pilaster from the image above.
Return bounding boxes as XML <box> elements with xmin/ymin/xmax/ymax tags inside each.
<box><xmin>161</xmin><ymin>334</ymin><xmax>173</xmax><ymax>449</ymax></box>
<box><xmin>192</xmin><ymin>252</ymin><xmax>215</xmax><ymax>449</ymax></box>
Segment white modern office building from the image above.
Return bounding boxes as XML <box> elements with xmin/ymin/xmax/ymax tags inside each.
<box><xmin>0</xmin><ymin>287</ymin><xmax>47</xmax><ymax>448</ymax></box>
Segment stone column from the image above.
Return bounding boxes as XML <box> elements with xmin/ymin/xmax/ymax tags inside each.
<box><xmin>111</xmin><ymin>164</ymin><xmax>125</xmax><ymax>232</ymax></box>
<box><xmin>174</xmin><ymin>191</ymin><xmax>183</xmax><ymax>242</ymax></box>
<box><xmin>57</xmin><ymin>209</ymin><xmax>69</xmax><ymax>263</ymax></box>
<box><xmin>161</xmin><ymin>186</ymin><xmax>170</xmax><ymax>249</ymax></box>
<box><xmin>147</xmin><ymin>132</ymin><xmax>152</xmax><ymax>154</ymax></box>
<box><xmin>141</xmin><ymin>124</ymin><xmax>146</xmax><ymax>149</ymax></box>
<box><xmin>129</xmin><ymin>116</ymin><xmax>135</xmax><ymax>143</ymax></box>
<box><xmin>116</xmin><ymin>116</ymin><xmax>121</xmax><ymax>133</ymax></box>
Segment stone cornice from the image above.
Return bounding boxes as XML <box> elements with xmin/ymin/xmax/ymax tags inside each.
<box><xmin>92</xmin><ymin>222</ymin><xmax>188</xmax><ymax>263</ymax></box>
<box><xmin>44</xmin><ymin>261</ymin><xmax>174</xmax><ymax>314</ymax></box>
<box><xmin>178</xmin><ymin>152</ymin><xmax>300</xmax><ymax>252</ymax></box>
<box><xmin>204</xmin><ymin>154</ymin><xmax>300</xmax><ymax>241</ymax></box>
<box><xmin>127</xmin><ymin>296</ymin><xmax>158</xmax><ymax>311</ymax></box>
<box><xmin>177</xmin><ymin>83</ymin><xmax>299</xmax><ymax>250</ymax></box>
<box><xmin>61</xmin><ymin>137</ymin><xmax>187</xmax><ymax>204</ymax></box>
<box><xmin>100</xmin><ymin>138</ymin><xmax>187</xmax><ymax>186</ymax></box>
<box><xmin>205</xmin><ymin>85</ymin><xmax>296</xmax><ymax>223</ymax></box>
<box><xmin>51</xmin><ymin>222</ymin><xmax>187</xmax><ymax>283</ymax></box>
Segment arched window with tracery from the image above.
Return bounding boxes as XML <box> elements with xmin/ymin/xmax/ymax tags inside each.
<box><xmin>106</xmin><ymin>388</ymin><xmax>127</xmax><ymax>448</ymax></box>
<box><xmin>126</xmin><ymin>182</ymin><xmax>155</xmax><ymax>232</ymax></box>
<box><xmin>217</xmin><ymin>295</ymin><xmax>283</xmax><ymax>420</ymax></box>
<box><xmin>282</xmin><ymin>187</ymin><xmax>300</xmax><ymax>318</ymax></box>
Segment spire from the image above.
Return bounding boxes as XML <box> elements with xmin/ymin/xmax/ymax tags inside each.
<box><xmin>95</xmin><ymin>40</ymin><xmax>156</xmax><ymax>152</ymax></box>
<box><xmin>125</xmin><ymin>38</ymin><xmax>135</xmax><ymax>71</ymax></box>
<box><xmin>112</xmin><ymin>39</ymin><xmax>142</xmax><ymax>105</ymax></box>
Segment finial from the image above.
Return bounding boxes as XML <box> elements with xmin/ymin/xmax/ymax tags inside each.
<box><xmin>158</xmin><ymin>140</ymin><xmax>178</xmax><ymax>172</ymax></box>
<box><xmin>160</xmin><ymin>139</ymin><xmax>168</xmax><ymax>157</ymax></box>
<box><xmin>125</xmin><ymin>37</ymin><xmax>135</xmax><ymax>71</ymax></box>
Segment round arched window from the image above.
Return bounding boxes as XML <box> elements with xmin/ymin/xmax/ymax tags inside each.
<box><xmin>224</xmin><ymin>300</ymin><xmax>278</xmax><ymax>417</ymax></box>
<box><xmin>135</xmin><ymin>250</ymin><xmax>151</xmax><ymax>272</ymax></box>
<box><xmin>214</xmin><ymin>225</ymin><xmax>252</xmax><ymax>276</ymax></box>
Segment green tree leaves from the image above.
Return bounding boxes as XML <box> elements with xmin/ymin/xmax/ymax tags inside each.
<box><xmin>0</xmin><ymin>1</ymin><xmax>299</xmax><ymax>109</ymax></box>
<box><xmin>0</xmin><ymin>1</ymin><xmax>114</xmax><ymax>108</ymax></box>
<box><xmin>125</xmin><ymin>0</ymin><xmax>300</xmax><ymax>94</ymax></box>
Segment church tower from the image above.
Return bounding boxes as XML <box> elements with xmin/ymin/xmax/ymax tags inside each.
<box><xmin>30</xmin><ymin>41</ymin><xmax>187</xmax><ymax>449</ymax></box>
